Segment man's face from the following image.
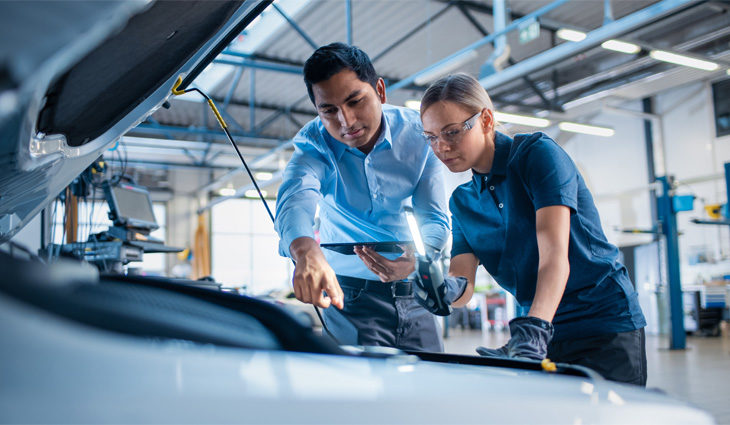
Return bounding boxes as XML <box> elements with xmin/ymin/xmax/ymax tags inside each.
<box><xmin>311</xmin><ymin>69</ymin><xmax>386</xmax><ymax>150</ymax></box>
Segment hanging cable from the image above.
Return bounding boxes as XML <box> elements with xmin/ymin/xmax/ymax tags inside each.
<box><xmin>171</xmin><ymin>77</ymin><xmax>340</xmax><ymax>344</ymax></box>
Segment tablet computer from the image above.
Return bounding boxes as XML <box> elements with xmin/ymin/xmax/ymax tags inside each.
<box><xmin>320</xmin><ymin>241</ymin><xmax>413</xmax><ymax>255</ymax></box>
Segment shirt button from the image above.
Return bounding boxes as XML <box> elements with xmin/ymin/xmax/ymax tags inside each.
<box><xmin>489</xmin><ymin>185</ymin><xmax>495</xmax><ymax>191</ymax></box>
<box><xmin>498</xmin><ymin>203</ymin><xmax>504</xmax><ymax>209</ymax></box>
<box><xmin>483</xmin><ymin>176</ymin><xmax>488</xmax><ymax>182</ymax></box>
<box><xmin>372</xmin><ymin>193</ymin><xmax>377</xmax><ymax>199</ymax></box>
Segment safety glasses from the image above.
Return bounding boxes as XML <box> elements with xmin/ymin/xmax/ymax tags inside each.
<box><xmin>422</xmin><ymin>110</ymin><xmax>482</xmax><ymax>147</ymax></box>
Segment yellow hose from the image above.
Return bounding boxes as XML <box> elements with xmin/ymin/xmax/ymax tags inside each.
<box><xmin>171</xmin><ymin>76</ymin><xmax>186</xmax><ymax>95</ymax></box>
<box><xmin>541</xmin><ymin>358</ymin><xmax>557</xmax><ymax>372</ymax></box>
<box><xmin>207</xmin><ymin>99</ymin><xmax>227</xmax><ymax>129</ymax></box>
<box><xmin>170</xmin><ymin>76</ymin><xmax>227</xmax><ymax>129</ymax></box>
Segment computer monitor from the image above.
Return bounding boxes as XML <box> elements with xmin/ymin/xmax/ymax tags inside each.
<box><xmin>103</xmin><ymin>181</ymin><xmax>159</xmax><ymax>230</ymax></box>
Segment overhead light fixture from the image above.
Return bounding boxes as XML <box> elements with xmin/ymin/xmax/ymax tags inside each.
<box><xmin>405</xmin><ymin>100</ymin><xmax>421</xmax><ymax>111</ymax></box>
<box><xmin>413</xmin><ymin>50</ymin><xmax>478</xmax><ymax>86</ymax></box>
<box><xmin>649</xmin><ymin>50</ymin><xmax>719</xmax><ymax>71</ymax></box>
<box><xmin>219</xmin><ymin>185</ymin><xmax>236</xmax><ymax>197</ymax></box>
<box><xmin>255</xmin><ymin>171</ymin><xmax>273</xmax><ymax>181</ymax></box>
<box><xmin>559</xmin><ymin>122</ymin><xmax>615</xmax><ymax>137</ymax></box>
<box><xmin>245</xmin><ymin>189</ymin><xmax>266</xmax><ymax>198</ymax></box>
<box><xmin>726</xmin><ymin>69</ymin><xmax>730</xmax><ymax>75</ymax></box>
<box><xmin>561</xmin><ymin>90</ymin><xmax>613</xmax><ymax>110</ymax></box>
<box><xmin>494</xmin><ymin>111</ymin><xmax>550</xmax><ymax>128</ymax></box>
<box><xmin>601</xmin><ymin>40</ymin><xmax>640</xmax><ymax>54</ymax></box>
<box><xmin>556</xmin><ymin>28</ymin><xmax>586</xmax><ymax>42</ymax></box>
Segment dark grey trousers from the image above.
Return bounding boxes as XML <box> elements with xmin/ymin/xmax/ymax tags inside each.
<box><xmin>547</xmin><ymin>328</ymin><xmax>648</xmax><ymax>386</ymax></box>
<box><xmin>322</xmin><ymin>276</ymin><xmax>444</xmax><ymax>352</ymax></box>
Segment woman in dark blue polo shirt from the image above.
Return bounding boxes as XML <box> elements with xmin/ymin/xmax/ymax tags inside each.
<box><xmin>419</xmin><ymin>73</ymin><xmax>647</xmax><ymax>386</ymax></box>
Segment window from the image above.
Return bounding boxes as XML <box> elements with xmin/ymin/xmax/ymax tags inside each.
<box><xmin>211</xmin><ymin>199</ymin><xmax>293</xmax><ymax>295</ymax></box>
<box><xmin>712</xmin><ymin>78</ymin><xmax>730</xmax><ymax>138</ymax></box>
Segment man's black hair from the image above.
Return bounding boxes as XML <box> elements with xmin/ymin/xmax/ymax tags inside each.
<box><xmin>303</xmin><ymin>42</ymin><xmax>379</xmax><ymax>105</ymax></box>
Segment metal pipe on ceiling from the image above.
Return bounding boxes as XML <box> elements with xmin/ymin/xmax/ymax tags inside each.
<box><xmin>478</xmin><ymin>0</ymin><xmax>696</xmax><ymax>90</ymax></box>
<box><xmin>133</xmin><ymin>123</ymin><xmax>283</xmax><ymax>146</ymax></box>
<box><xmin>346</xmin><ymin>0</ymin><xmax>353</xmax><ymax>45</ymax></box>
<box><xmin>197</xmin><ymin>170</ymin><xmax>284</xmax><ymax>214</ymax></box>
<box><xmin>224</xmin><ymin>66</ymin><xmax>244</xmax><ymax>108</ymax></box>
<box><xmin>196</xmin><ymin>139</ymin><xmax>294</xmax><ymax>194</ymax></box>
<box><xmin>250</xmin><ymin>69</ymin><xmax>256</xmax><ymax>131</ymax></box>
<box><xmin>387</xmin><ymin>0</ymin><xmax>570</xmax><ymax>93</ymax></box>
<box><xmin>103</xmin><ymin>158</ymin><xmax>238</xmax><ymax>171</ymax></box>
<box><xmin>212</xmin><ymin>58</ymin><xmax>302</xmax><ymax>74</ymax></box>
<box><xmin>518</xmin><ymin>24</ymin><xmax>730</xmax><ymax>108</ymax></box>
<box><xmin>479</xmin><ymin>0</ymin><xmax>509</xmax><ymax>78</ymax></box>
<box><xmin>120</xmin><ymin>136</ymin><xmax>271</xmax><ymax>156</ymax></box>
<box><xmin>271</xmin><ymin>2</ymin><xmax>318</xmax><ymax>49</ymax></box>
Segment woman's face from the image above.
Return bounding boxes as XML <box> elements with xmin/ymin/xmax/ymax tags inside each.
<box><xmin>421</xmin><ymin>101</ymin><xmax>494</xmax><ymax>173</ymax></box>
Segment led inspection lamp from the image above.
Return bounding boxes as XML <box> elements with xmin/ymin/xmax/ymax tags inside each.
<box><xmin>404</xmin><ymin>207</ymin><xmax>453</xmax><ymax>316</ymax></box>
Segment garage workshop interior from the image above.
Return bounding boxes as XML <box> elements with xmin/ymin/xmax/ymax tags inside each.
<box><xmin>1</xmin><ymin>1</ymin><xmax>730</xmax><ymax>423</ymax></box>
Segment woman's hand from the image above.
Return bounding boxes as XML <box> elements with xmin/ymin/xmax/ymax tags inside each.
<box><xmin>354</xmin><ymin>245</ymin><xmax>415</xmax><ymax>282</ymax></box>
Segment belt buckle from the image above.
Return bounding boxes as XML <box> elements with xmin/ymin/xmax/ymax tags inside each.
<box><xmin>392</xmin><ymin>281</ymin><xmax>410</xmax><ymax>297</ymax></box>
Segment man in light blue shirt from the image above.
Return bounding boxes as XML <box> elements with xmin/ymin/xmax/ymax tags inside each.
<box><xmin>275</xmin><ymin>43</ymin><xmax>449</xmax><ymax>351</ymax></box>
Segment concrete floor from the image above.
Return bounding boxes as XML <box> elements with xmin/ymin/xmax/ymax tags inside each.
<box><xmin>444</xmin><ymin>328</ymin><xmax>730</xmax><ymax>424</ymax></box>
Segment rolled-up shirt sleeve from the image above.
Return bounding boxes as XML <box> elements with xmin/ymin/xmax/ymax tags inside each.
<box><xmin>522</xmin><ymin>135</ymin><xmax>578</xmax><ymax>214</ymax></box>
<box><xmin>274</xmin><ymin>136</ymin><xmax>327</xmax><ymax>258</ymax></box>
<box><xmin>449</xmin><ymin>199</ymin><xmax>473</xmax><ymax>258</ymax></box>
<box><xmin>412</xmin><ymin>147</ymin><xmax>450</xmax><ymax>250</ymax></box>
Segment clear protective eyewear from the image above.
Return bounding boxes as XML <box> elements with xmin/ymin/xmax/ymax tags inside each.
<box><xmin>422</xmin><ymin>110</ymin><xmax>482</xmax><ymax>146</ymax></box>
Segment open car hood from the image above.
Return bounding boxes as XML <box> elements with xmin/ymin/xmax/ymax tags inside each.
<box><xmin>0</xmin><ymin>0</ymin><xmax>271</xmax><ymax>243</ymax></box>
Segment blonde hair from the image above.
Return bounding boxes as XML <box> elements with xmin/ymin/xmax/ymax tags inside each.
<box><xmin>420</xmin><ymin>73</ymin><xmax>499</xmax><ymax>134</ymax></box>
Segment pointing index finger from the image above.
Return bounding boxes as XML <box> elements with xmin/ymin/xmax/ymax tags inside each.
<box><xmin>323</xmin><ymin>274</ymin><xmax>344</xmax><ymax>310</ymax></box>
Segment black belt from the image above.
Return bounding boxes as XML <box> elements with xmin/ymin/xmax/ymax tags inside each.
<box><xmin>336</xmin><ymin>275</ymin><xmax>413</xmax><ymax>297</ymax></box>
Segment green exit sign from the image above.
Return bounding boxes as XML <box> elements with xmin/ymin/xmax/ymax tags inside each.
<box><xmin>519</xmin><ymin>18</ymin><xmax>540</xmax><ymax>44</ymax></box>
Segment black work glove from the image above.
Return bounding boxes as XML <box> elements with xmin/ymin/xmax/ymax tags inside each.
<box><xmin>413</xmin><ymin>271</ymin><xmax>467</xmax><ymax>316</ymax></box>
<box><xmin>476</xmin><ymin>316</ymin><xmax>554</xmax><ymax>361</ymax></box>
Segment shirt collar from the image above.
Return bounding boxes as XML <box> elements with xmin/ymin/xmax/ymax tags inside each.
<box><xmin>490</xmin><ymin>131</ymin><xmax>511</xmax><ymax>176</ymax></box>
<box><xmin>325</xmin><ymin>111</ymin><xmax>391</xmax><ymax>161</ymax></box>
<box><xmin>472</xmin><ymin>131</ymin><xmax>511</xmax><ymax>190</ymax></box>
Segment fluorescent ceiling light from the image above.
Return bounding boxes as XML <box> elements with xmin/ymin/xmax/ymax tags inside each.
<box><xmin>405</xmin><ymin>100</ymin><xmax>421</xmax><ymax>111</ymax></box>
<box><xmin>601</xmin><ymin>40</ymin><xmax>640</xmax><ymax>54</ymax></box>
<box><xmin>413</xmin><ymin>50</ymin><xmax>478</xmax><ymax>86</ymax></box>
<box><xmin>494</xmin><ymin>112</ymin><xmax>550</xmax><ymax>128</ymax></box>
<box><xmin>245</xmin><ymin>189</ymin><xmax>266</xmax><ymax>198</ymax></box>
<box><xmin>255</xmin><ymin>171</ymin><xmax>273</xmax><ymax>181</ymax></box>
<box><xmin>556</xmin><ymin>28</ymin><xmax>586</xmax><ymax>42</ymax></box>
<box><xmin>219</xmin><ymin>187</ymin><xmax>236</xmax><ymax>197</ymax></box>
<box><xmin>559</xmin><ymin>122</ymin><xmax>615</xmax><ymax>137</ymax></box>
<box><xmin>649</xmin><ymin>50</ymin><xmax>719</xmax><ymax>71</ymax></box>
<box><xmin>726</xmin><ymin>69</ymin><xmax>730</xmax><ymax>75</ymax></box>
<box><xmin>561</xmin><ymin>90</ymin><xmax>613</xmax><ymax>110</ymax></box>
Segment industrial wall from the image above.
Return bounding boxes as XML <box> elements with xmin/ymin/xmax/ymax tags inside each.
<box><xmin>563</xmin><ymin>78</ymin><xmax>730</xmax><ymax>290</ymax></box>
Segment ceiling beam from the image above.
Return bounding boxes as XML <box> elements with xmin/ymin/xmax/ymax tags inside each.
<box><xmin>196</xmin><ymin>139</ymin><xmax>294</xmax><ymax>194</ymax></box>
<box><xmin>388</xmin><ymin>0</ymin><xmax>569</xmax><ymax>93</ymax></box>
<box><xmin>440</xmin><ymin>0</ymin><xmax>561</xmax><ymax>32</ymax></box>
<box><xmin>479</xmin><ymin>0</ymin><xmax>697</xmax><ymax>90</ymax></box>
<box><xmin>456</xmin><ymin>3</ymin><xmax>561</xmax><ymax>111</ymax></box>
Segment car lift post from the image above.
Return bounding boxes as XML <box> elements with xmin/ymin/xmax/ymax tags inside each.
<box><xmin>656</xmin><ymin>176</ymin><xmax>686</xmax><ymax>349</ymax></box>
